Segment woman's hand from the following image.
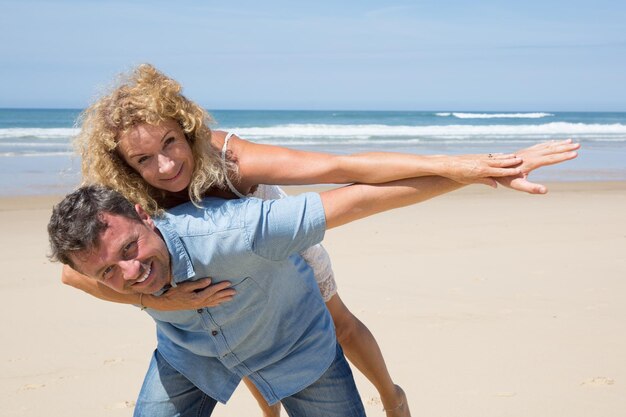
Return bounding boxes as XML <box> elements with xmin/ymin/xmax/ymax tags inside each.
<box><xmin>144</xmin><ymin>278</ymin><xmax>236</xmax><ymax>311</ymax></box>
<box><xmin>442</xmin><ymin>153</ymin><xmax>523</xmax><ymax>187</ymax></box>
<box><xmin>496</xmin><ymin>139</ymin><xmax>580</xmax><ymax>194</ymax></box>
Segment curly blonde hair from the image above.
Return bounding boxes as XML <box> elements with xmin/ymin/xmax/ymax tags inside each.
<box><xmin>75</xmin><ymin>64</ymin><xmax>232</xmax><ymax>215</ymax></box>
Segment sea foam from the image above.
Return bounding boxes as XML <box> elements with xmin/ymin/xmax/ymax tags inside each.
<box><xmin>0</xmin><ymin>127</ymin><xmax>79</xmax><ymax>139</ymax></box>
<box><xmin>230</xmin><ymin>122</ymin><xmax>626</xmax><ymax>139</ymax></box>
<box><xmin>436</xmin><ymin>112</ymin><xmax>554</xmax><ymax>119</ymax></box>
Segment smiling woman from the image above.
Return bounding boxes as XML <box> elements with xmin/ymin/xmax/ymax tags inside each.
<box><xmin>117</xmin><ymin>119</ymin><xmax>195</xmax><ymax>194</ymax></box>
<box><xmin>75</xmin><ymin>65</ymin><xmax>232</xmax><ymax>215</ymax></box>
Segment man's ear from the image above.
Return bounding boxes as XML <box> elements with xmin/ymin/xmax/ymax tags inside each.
<box><xmin>135</xmin><ymin>204</ymin><xmax>155</xmax><ymax>229</ymax></box>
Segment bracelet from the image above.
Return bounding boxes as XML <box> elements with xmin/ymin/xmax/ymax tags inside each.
<box><xmin>139</xmin><ymin>293</ymin><xmax>147</xmax><ymax>311</ymax></box>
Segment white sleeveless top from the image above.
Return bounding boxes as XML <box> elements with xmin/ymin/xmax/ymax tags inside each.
<box><xmin>221</xmin><ymin>133</ymin><xmax>337</xmax><ymax>301</ymax></box>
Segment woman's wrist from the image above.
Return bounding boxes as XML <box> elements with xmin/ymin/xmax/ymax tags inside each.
<box><xmin>143</xmin><ymin>293</ymin><xmax>178</xmax><ymax>311</ymax></box>
<box><xmin>139</xmin><ymin>293</ymin><xmax>161</xmax><ymax>310</ymax></box>
<box><xmin>424</xmin><ymin>155</ymin><xmax>453</xmax><ymax>177</ymax></box>
<box><xmin>138</xmin><ymin>293</ymin><xmax>147</xmax><ymax>310</ymax></box>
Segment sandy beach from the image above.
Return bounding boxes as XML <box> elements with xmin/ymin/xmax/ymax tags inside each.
<box><xmin>1</xmin><ymin>181</ymin><xmax>625</xmax><ymax>417</ymax></box>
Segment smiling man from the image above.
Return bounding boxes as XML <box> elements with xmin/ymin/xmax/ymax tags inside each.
<box><xmin>49</xmin><ymin>174</ymin><xmax>475</xmax><ymax>417</ymax></box>
<box><xmin>65</xmin><ymin>205</ymin><xmax>171</xmax><ymax>295</ymax></box>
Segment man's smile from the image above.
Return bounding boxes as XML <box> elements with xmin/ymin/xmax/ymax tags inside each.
<box><xmin>132</xmin><ymin>261</ymin><xmax>153</xmax><ymax>286</ymax></box>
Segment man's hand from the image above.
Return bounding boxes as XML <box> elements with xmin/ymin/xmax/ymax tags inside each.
<box><xmin>148</xmin><ymin>278</ymin><xmax>236</xmax><ymax>311</ymax></box>
<box><xmin>496</xmin><ymin>139</ymin><xmax>580</xmax><ymax>194</ymax></box>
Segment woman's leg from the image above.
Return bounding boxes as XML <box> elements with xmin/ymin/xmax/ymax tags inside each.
<box><xmin>242</xmin><ymin>377</ymin><xmax>282</xmax><ymax>417</ymax></box>
<box><xmin>326</xmin><ymin>293</ymin><xmax>411</xmax><ymax>417</ymax></box>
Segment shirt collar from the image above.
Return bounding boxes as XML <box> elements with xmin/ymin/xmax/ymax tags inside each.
<box><xmin>153</xmin><ymin>215</ymin><xmax>196</xmax><ymax>288</ymax></box>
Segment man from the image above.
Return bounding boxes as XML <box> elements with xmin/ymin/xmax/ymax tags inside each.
<box><xmin>47</xmin><ymin>142</ymin><xmax>577</xmax><ymax>416</ymax></box>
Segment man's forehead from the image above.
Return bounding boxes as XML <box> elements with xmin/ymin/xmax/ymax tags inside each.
<box><xmin>70</xmin><ymin>232</ymin><xmax>117</xmax><ymax>276</ymax></box>
<box><xmin>72</xmin><ymin>246</ymin><xmax>99</xmax><ymax>264</ymax></box>
<box><xmin>99</xmin><ymin>213</ymin><xmax>143</xmax><ymax>244</ymax></box>
<box><xmin>70</xmin><ymin>213</ymin><xmax>140</xmax><ymax>275</ymax></box>
<box><xmin>70</xmin><ymin>246</ymin><xmax>105</xmax><ymax>278</ymax></box>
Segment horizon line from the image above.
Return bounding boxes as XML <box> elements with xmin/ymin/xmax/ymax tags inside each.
<box><xmin>1</xmin><ymin>107</ymin><xmax>625</xmax><ymax>113</ymax></box>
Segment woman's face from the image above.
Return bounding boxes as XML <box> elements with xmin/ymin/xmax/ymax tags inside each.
<box><xmin>117</xmin><ymin>119</ymin><xmax>195</xmax><ymax>193</ymax></box>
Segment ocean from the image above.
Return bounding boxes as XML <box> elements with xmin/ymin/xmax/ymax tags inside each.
<box><xmin>1</xmin><ymin>108</ymin><xmax>625</xmax><ymax>196</ymax></box>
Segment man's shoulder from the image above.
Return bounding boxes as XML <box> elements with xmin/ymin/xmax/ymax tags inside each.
<box><xmin>154</xmin><ymin>193</ymin><xmax>323</xmax><ymax>240</ymax></box>
<box><xmin>160</xmin><ymin>193</ymin><xmax>316</xmax><ymax>220</ymax></box>
<box><xmin>166</xmin><ymin>196</ymin><xmax>247</xmax><ymax>215</ymax></box>
<box><xmin>154</xmin><ymin>197</ymin><xmax>250</xmax><ymax>234</ymax></box>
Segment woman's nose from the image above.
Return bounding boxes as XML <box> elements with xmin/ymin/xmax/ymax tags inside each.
<box><xmin>157</xmin><ymin>153</ymin><xmax>175</xmax><ymax>174</ymax></box>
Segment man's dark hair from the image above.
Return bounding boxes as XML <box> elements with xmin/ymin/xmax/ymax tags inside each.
<box><xmin>47</xmin><ymin>185</ymin><xmax>142</xmax><ymax>268</ymax></box>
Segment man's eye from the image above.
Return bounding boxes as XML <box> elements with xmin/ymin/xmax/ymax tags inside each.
<box><xmin>123</xmin><ymin>241</ymin><xmax>138</xmax><ymax>258</ymax></box>
<box><xmin>102</xmin><ymin>266</ymin><xmax>115</xmax><ymax>280</ymax></box>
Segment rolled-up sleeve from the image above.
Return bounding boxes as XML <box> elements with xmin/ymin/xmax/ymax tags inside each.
<box><xmin>243</xmin><ymin>192</ymin><xmax>326</xmax><ymax>261</ymax></box>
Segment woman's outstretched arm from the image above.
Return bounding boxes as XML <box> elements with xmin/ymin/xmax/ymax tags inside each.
<box><xmin>61</xmin><ymin>265</ymin><xmax>235</xmax><ymax>310</ymax></box>
<box><xmin>217</xmin><ymin>132</ymin><xmax>578</xmax><ymax>195</ymax></box>
<box><xmin>216</xmin><ymin>131</ymin><xmax>522</xmax><ymax>190</ymax></box>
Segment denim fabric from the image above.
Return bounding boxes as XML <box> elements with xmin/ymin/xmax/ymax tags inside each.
<box><xmin>134</xmin><ymin>345</ymin><xmax>365</xmax><ymax>417</ymax></box>
<box><xmin>281</xmin><ymin>344</ymin><xmax>366</xmax><ymax>417</ymax></box>
<box><xmin>147</xmin><ymin>194</ymin><xmax>337</xmax><ymax>404</ymax></box>
<box><xmin>134</xmin><ymin>350</ymin><xmax>217</xmax><ymax>417</ymax></box>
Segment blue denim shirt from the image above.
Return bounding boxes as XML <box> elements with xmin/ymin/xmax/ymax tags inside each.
<box><xmin>148</xmin><ymin>193</ymin><xmax>336</xmax><ymax>404</ymax></box>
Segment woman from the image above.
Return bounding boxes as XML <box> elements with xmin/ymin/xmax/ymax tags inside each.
<box><xmin>64</xmin><ymin>64</ymin><xmax>579</xmax><ymax>417</ymax></box>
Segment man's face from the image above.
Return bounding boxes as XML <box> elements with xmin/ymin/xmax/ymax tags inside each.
<box><xmin>70</xmin><ymin>208</ymin><xmax>171</xmax><ymax>295</ymax></box>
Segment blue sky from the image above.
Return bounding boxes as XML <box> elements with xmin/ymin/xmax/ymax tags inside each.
<box><xmin>1</xmin><ymin>0</ymin><xmax>625</xmax><ymax>110</ymax></box>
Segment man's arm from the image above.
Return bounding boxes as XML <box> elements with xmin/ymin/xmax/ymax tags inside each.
<box><xmin>321</xmin><ymin>176</ymin><xmax>463</xmax><ymax>229</ymax></box>
<box><xmin>321</xmin><ymin>139</ymin><xmax>579</xmax><ymax>229</ymax></box>
<box><xmin>246</xmin><ymin>138</ymin><xmax>578</xmax><ymax>257</ymax></box>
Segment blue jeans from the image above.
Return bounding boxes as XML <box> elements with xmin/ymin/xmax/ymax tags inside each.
<box><xmin>134</xmin><ymin>345</ymin><xmax>365</xmax><ymax>417</ymax></box>
<box><xmin>134</xmin><ymin>350</ymin><xmax>217</xmax><ymax>417</ymax></box>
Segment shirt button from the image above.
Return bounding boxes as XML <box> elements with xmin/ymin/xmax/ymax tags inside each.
<box><xmin>211</xmin><ymin>330</ymin><xmax>218</xmax><ymax>336</ymax></box>
<box><xmin>197</xmin><ymin>309</ymin><xmax>203</xmax><ymax>313</ymax></box>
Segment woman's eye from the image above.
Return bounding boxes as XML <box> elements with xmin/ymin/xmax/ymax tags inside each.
<box><xmin>137</xmin><ymin>156</ymin><xmax>150</xmax><ymax>165</ymax></box>
<box><xmin>164</xmin><ymin>136</ymin><xmax>176</xmax><ymax>147</ymax></box>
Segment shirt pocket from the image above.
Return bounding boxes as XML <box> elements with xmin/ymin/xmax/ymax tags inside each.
<box><xmin>208</xmin><ymin>276</ymin><xmax>268</xmax><ymax>329</ymax></box>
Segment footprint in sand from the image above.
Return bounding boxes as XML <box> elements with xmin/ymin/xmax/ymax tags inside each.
<box><xmin>20</xmin><ymin>383</ymin><xmax>46</xmax><ymax>391</ymax></box>
<box><xmin>581</xmin><ymin>377</ymin><xmax>615</xmax><ymax>386</ymax></box>
<box><xmin>103</xmin><ymin>358</ymin><xmax>124</xmax><ymax>365</ymax></box>
<box><xmin>106</xmin><ymin>400</ymin><xmax>136</xmax><ymax>410</ymax></box>
<box><xmin>366</xmin><ymin>396</ymin><xmax>382</xmax><ymax>406</ymax></box>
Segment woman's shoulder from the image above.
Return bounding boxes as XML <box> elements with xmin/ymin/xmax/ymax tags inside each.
<box><xmin>209</xmin><ymin>130</ymin><xmax>228</xmax><ymax>150</ymax></box>
<box><xmin>210</xmin><ymin>130</ymin><xmax>245</xmax><ymax>155</ymax></box>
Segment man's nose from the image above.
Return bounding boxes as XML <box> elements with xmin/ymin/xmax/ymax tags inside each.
<box><xmin>157</xmin><ymin>153</ymin><xmax>175</xmax><ymax>174</ymax></box>
<box><xmin>119</xmin><ymin>259</ymin><xmax>143</xmax><ymax>281</ymax></box>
